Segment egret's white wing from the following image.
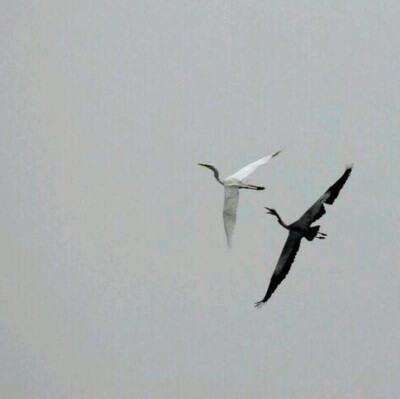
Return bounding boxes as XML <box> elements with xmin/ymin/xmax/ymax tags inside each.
<box><xmin>223</xmin><ymin>186</ymin><xmax>240</xmax><ymax>248</ymax></box>
<box><xmin>225</xmin><ymin>149</ymin><xmax>284</xmax><ymax>182</ymax></box>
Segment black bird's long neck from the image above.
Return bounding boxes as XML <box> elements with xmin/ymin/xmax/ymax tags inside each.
<box><xmin>275</xmin><ymin>212</ymin><xmax>289</xmax><ymax>229</ymax></box>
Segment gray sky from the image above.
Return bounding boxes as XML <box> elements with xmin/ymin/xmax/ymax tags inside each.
<box><xmin>1</xmin><ymin>1</ymin><xmax>399</xmax><ymax>398</ymax></box>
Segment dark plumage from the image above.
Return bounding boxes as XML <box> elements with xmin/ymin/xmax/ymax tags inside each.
<box><xmin>255</xmin><ymin>164</ymin><xmax>353</xmax><ymax>308</ymax></box>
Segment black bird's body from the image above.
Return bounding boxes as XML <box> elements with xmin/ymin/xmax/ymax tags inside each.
<box><xmin>255</xmin><ymin>165</ymin><xmax>353</xmax><ymax>308</ymax></box>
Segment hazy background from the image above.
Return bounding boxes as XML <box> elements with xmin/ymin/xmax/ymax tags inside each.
<box><xmin>1</xmin><ymin>1</ymin><xmax>399</xmax><ymax>398</ymax></box>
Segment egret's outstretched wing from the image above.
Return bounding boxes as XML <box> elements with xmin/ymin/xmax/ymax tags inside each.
<box><xmin>295</xmin><ymin>164</ymin><xmax>353</xmax><ymax>228</ymax></box>
<box><xmin>223</xmin><ymin>186</ymin><xmax>240</xmax><ymax>247</ymax></box>
<box><xmin>225</xmin><ymin>148</ymin><xmax>284</xmax><ymax>182</ymax></box>
<box><xmin>255</xmin><ymin>231</ymin><xmax>302</xmax><ymax>307</ymax></box>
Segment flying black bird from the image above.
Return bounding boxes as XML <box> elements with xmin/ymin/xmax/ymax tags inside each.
<box><xmin>255</xmin><ymin>164</ymin><xmax>353</xmax><ymax>308</ymax></box>
<box><xmin>198</xmin><ymin>149</ymin><xmax>284</xmax><ymax>247</ymax></box>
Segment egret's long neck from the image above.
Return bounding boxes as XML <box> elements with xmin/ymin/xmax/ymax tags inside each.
<box><xmin>213</xmin><ymin>171</ymin><xmax>224</xmax><ymax>185</ymax></box>
<box><xmin>208</xmin><ymin>166</ymin><xmax>223</xmax><ymax>185</ymax></box>
<box><xmin>198</xmin><ymin>164</ymin><xmax>224</xmax><ymax>185</ymax></box>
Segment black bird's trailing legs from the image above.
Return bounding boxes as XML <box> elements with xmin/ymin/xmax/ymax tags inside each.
<box><xmin>316</xmin><ymin>231</ymin><xmax>327</xmax><ymax>239</ymax></box>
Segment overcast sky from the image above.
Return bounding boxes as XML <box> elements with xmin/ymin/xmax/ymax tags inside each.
<box><xmin>1</xmin><ymin>1</ymin><xmax>399</xmax><ymax>398</ymax></box>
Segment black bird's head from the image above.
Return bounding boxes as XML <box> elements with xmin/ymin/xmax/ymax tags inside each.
<box><xmin>265</xmin><ymin>207</ymin><xmax>278</xmax><ymax>216</ymax></box>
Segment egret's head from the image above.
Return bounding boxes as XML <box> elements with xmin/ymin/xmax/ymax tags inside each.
<box><xmin>197</xmin><ymin>163</ymin><xmax>216</xmax><ymax>171</ymax></box>
<box><xmin>197</xmin><ymin>163</ymin><xmax>223</xmax><ymax>184</ymax></box>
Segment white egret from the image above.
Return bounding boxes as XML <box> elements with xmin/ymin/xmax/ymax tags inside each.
<box><xmin>255</xmin><ymin>164</ymin><xmax>353</xmax><ymax>307</ymax></box>
<box><xmin>198</xmin><ymin>149</ymin><xmax>284</xmax><ymax>247</ymax></box>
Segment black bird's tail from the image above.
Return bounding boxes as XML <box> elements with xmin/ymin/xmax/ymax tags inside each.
<box><xmin>305</xmin><ymin>226</ymin><xmax>320</xmax><ymax>241</ymax></box>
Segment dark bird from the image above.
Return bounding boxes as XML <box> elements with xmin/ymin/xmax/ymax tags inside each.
<box><xmin>255</xmin><ymin>164</ymin><xmax>353</xmax><ymax>308</ymax></box>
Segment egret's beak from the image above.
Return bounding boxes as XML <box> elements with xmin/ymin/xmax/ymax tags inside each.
<box><xmin>198</xmin><ymin>163</ymin><xmax>215</xmax><ymax>170</ymax></box>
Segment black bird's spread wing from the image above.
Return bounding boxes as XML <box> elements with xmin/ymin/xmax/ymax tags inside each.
<box><xmin>296</xmin><ymin>164</ymin><xmax>353</xmax><ymax>228</ymax></box>
<box><xmin>255</xmin><ymin>231</ymin><xmax>303</xmax><ymax>307</ymax></box>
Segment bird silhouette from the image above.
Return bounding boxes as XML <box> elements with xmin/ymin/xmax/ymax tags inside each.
<box><xmin>255</xmin><ymin>164</ymin><xmax>353</xmax><ymax>307</ymax></box>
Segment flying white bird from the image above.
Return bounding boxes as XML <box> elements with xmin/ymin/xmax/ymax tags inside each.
<box><xmin>198</xmin><ymin>149</ymin><xmax>284</xmax><ymax>247</ymax></box>
<box><xmin>255</xmin><ymin>164</ymin><xmax>353</xmax><ymax>308</ymax></box>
